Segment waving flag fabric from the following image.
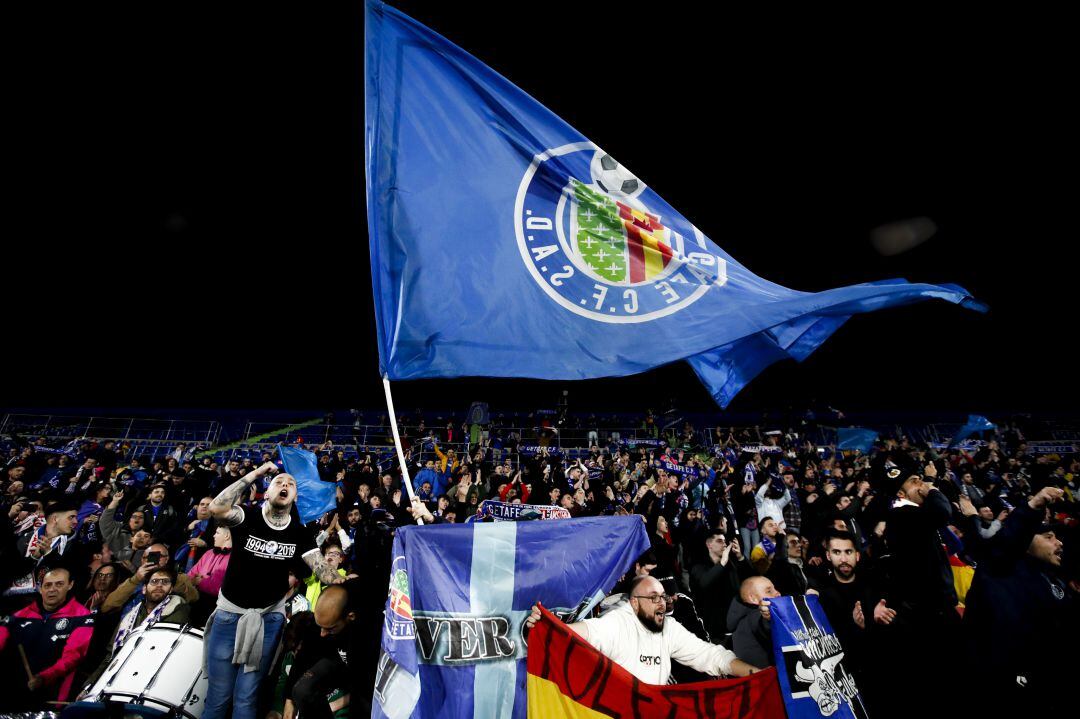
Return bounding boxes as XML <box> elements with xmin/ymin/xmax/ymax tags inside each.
<box><xmin>364</xmin><ymin>0</ymin><xmax>986</xmax><ymax>406</ymax></box>
<box><xmin>526</xmin><ymin>606</ymin><xmax>785</xmax><ymax>718</ymax></box>
<box><xmin>277</xmin><ymin>444</ymin><xmax>336</xmax><ymax>525</ymax></box>
<box><xmin>948</xmin><ymin>414</ymin><xmax>997</xmax><ymax>448</ymax></box>
<box><xmin>837</xmin><ymin>427</ymin><xmax>879</xmax><ymax>453</ymax></box>
<box><xmin>372</xmin><ymin>516</ymin><xmax>650</xmax><ymax>719</ymax></box>
<box><xmin>770</xmin><ymin>595</ymin><xmax>870</xmax><ymax>719</ymax></box>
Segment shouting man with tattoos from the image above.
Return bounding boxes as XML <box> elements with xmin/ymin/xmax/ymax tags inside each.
<box><xmin>202</xmin><ymin>461</ymin><xmax>344</xmax><ymax>719</ymax></box>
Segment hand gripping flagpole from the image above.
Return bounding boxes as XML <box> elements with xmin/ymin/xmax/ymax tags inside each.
<box><xmin>382</xmin><ymin>375</ymin><xmax>423</xmax><ymax>525</ymax></box>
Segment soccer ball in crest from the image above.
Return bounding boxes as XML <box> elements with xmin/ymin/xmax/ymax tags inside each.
<box><xmin>589</xmin><ymin>151</ymin><xmax>644</xmax><ymax>199</ymax></box>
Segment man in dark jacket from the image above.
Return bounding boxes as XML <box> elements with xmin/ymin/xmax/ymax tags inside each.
<box><xmin>690</xmin><ymin>529</ymin><xmax>748</xmax><ymax>644</ymax></box>
<box><xmin>136</xmin><ymin>483</ymin><xmax>180</xmax><ymax>544</ymax></box>
<box><xmin>814</xmin><ymin>530</ymin><xmax>877</xmax><ymax>698</ymax></box>
<box><xmin>875</xmin><ymin>462</ymin><xmax>961</xmax><ymax>719</ymax></box>
<box><xmin>963</xmin><ymin>486</ymin><xmax>1074</xmax><ymax>713</ymax></box>
<box><xmin>726</xmin><ymin>576</ymin><xmax>780</xmax><ymax>669</ymax></box>
<box><xmin>288</xmin><ymin>579</ymin><xmax>382</xmax><ymax>719</ymax></box>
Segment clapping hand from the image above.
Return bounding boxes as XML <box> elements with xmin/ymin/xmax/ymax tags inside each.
<box><xmin>872</xmin><ymin>599</ymin><xmax>896</xmax><ymax>625</ymax></box>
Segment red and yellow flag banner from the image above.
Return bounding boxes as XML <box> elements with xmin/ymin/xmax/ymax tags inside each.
<box><xmin>526</xmin><ymin>607</ymin><xmax>785</xmax><ymax>718</ymax></box>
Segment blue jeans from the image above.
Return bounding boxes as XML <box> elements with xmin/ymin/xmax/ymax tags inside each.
<box><xmin>201</xmin><ymin>609</ymin><xmax>285</xmax><ymax>719</ymax></box>
<box><xmin>739</xmin><ymin>527</ymin><xmax>760</xmax><ymax>557</ymax></box>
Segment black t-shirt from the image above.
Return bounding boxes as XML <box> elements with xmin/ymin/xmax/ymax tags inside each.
<box><xmin>220</xmin><ymin>506</ymin><xmax>317</xmax><ymax>609</ymax></box>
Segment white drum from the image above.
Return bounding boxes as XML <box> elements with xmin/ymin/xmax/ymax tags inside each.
<box><xmin>84</xmin><ymin>623</ymin><xmax>208</xmax><ymax>718</ymax></box>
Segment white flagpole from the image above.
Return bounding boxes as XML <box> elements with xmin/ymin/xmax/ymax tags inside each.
<box><xmin>382</xmin><ymin>375</ymin><xmax>423</xmax><ymax>525</ymax></box>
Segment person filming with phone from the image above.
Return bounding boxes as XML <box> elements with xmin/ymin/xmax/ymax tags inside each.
<box><xmin>100</xmin><ymin>541</ymin><xmax>199</xmax><ymax>614</ymax></box>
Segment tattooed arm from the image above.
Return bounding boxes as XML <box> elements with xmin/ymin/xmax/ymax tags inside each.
<box><xmin>303</xmin><ymin>548</ymin><xmax>345</xmax><ymax>586</ymax></box>
<box><xmin>210</xmin><ymin>461</ymin><xmax>277</xmax><ymax>526</ymax></box>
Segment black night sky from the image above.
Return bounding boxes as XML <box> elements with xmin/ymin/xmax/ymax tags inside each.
<box><xmin>6</xmin><ymin>2</ymin><xmax>1076</xmax><ymax>417</ymax></box>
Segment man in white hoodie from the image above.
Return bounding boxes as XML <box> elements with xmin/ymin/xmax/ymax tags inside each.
<box><xmin>755</xmin><ymin>476</ymin><xmax>791</xmax><ymax>531</ymax></box>
<box><xmin>526</xmin><ymin>575</ymin><xmax>760</xmax><ymax>684</ymax></box>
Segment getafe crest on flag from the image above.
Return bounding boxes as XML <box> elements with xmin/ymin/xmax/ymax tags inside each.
<box><xmin>522</xmin><ymin>158</ymin><xmax>725</xmax><ymax>322</ymax></box>
<box><xmin>365</xmin><ymin>0</ymin><xmax>987</xmax><ymax>406</ymax></box>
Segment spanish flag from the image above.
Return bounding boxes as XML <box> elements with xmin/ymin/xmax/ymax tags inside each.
<box><xmin>526</xmin><ymin>607</ymin><xmax>785</xmax><ymax>718</ymax></box>
<box><xmin>949</xmin><ymin>554</ymin><xmax>975</xmax><ymax>609</ymax></box>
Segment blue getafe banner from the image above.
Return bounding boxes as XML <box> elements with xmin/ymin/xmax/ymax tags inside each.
<box><xmin>277</xmin><ymin>444</ymin><xmax>337</xmax><ymax>525</ymax></box>
<box><xmin>657</xmin><ymin>459</ymin><xmax>697</xmax><ymax>478</ymax></box>
<box><xmin>372</xmin><ymin>516</ymin><xmax>650</xmax><ymax>719</ymax></box>
<box><xmin>948</xmin><ymin>414</ymin><xmax>997</xmax><ymax>448</ymax></box>
<box><xmin>364</xmin><ymin>0</ymin><xmax>987</xmax><ymax>407</ymax></box>
<box><xmin>515</xmin><ymin>445</ymin><xmax>563</xmax><ymax>457</ymax></box>
<box><xmin>837</xmin><ymin>427</ymin><xmax>878</xmax><ymax>453</ymax></box>
<box><xmin>770</xmin><ymin>595</ymin><xmax>870</xmax><ymax>719</ymax></box>
<box><xmin>474</xmin><ymin>500</ymin><xmax>571</xmax><ymax>522</ymax></box>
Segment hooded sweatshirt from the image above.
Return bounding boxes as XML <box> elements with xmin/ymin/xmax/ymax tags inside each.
<box><xmin>726</xmin><ymin>600</ymin><xmax>773</xmax><ymax>669</ymax></box>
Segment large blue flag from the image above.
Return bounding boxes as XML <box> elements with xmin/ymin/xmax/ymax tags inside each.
<box><xmin>372</xmin><ymin>516</ymin><xmax>650</xmax><ymax>719</ymax></box>
<box><xmin>770</xmin><ymin>594</ymin><xmax>870</xmax><ymax>719</ymax></box>
<box><xmin>277</xmin><ymin>444</ymin><xmax>336</xmax><ymax>524</ymax></box>
<box><xmin>948</xmin><ymin>414</ymin><xmax>997</xmax><ymax>448</ymax></box>
<box><xmin>365</xmin><ymin>1</ymin><xmax>987</xmax><ymax>406</ymax></box>
<box><xmin>837</xmin><ymin>427</ymin><xmax>879</xmax><ymax>453</ymax></box>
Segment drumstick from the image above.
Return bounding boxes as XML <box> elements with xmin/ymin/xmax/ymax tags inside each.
<box><xmin>16</xmin><ymin>644</ymin><xmax>33</xmax><ymax>681</ymax></box>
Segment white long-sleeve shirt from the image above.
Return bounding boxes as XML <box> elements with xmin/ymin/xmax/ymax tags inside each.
<box><xmin>755</xmin><ymin>482</ymin><xmax>791</xmax><ymax>530</ymax></box>
<box><xmin>581</xmin><ymin>602</ymin><xmax>736</xmax><ymax>684</ymax></box>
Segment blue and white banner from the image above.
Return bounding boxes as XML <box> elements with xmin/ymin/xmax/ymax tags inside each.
<box><xmin>741</xmin><ymin>444</ymin><xmax>784</xmax><ymax>455</ymax></box>
<box><xmin>372</xmin><ymin>516</ymin><xmax>650</xmax><ymax>719</ymax></box>
<box><xmin>771</xmin><ymin>594</ymin><xmax>870</xmax><ymax>719</ymax></box>
<box><xmin>475</xmin><ymin>500</ymin><xmax>571</xmax><ymax>522</ymax></box>
<box><xmin>657</xmin><ymin>459</ymin><xmax>697</xmax><ymax>479</ymax></box>
<box><xmin>1023</xmin><ymin>442</ymin><xmax>1078</xmax><ymax>455</ymax></box>
<box><xmin>515</xmin><ymin>445</ymin><xmax>562</xmax><ymax>457</ymax></box>
<box><xmin>948</xmin><ymin>415</ymin><xmax>997</xmax><ymax>448</ymax></box>
<box><xmin>621</xmin><ymin>438</ymin><xmax>666</xmax><ymax>449</ymax></box>
<box><xmin>931</xmin><ymin>440</ymin><xmax>987</xmax><ymax>451</ymax></box>
<box><xmin>32</xmin><ymin>438</ymin><xmax>81</xmax><ymax>458</ymax></box>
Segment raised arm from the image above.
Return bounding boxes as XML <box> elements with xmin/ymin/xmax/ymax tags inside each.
<box><xmin>99</xmin><ymin>490</ymin><xmax>125</xmax><ymax>544</ymax></box>
<box><xmin>302</xmin><ymin>548</ymin><xmax>346</xmax><ymax>586</ymax></box>
<box><xmin>209</xmin><ymin>461</ymin><xmax>276</xmax><ymax>526</ymax></box>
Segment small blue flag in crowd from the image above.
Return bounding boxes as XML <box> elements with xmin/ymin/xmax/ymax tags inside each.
<box><xmin>277</xmin><ymin>444</ymin><xmax>336</xmax><ymax>524</ymax></box>
<box><xmin>837</xmin><ymin>427</ymin><xmax>879</xmax><ymax>453</ymax></box>
<box><xmin>364</xmin><ymin>0</ymin><xmax>987</xmax><ymax>406</ymax></box>
<box><xmin>372</xmin><ymin>516</ymin><xmax>650</xmax><ymax>719</ymax></box>
<box><xmin>948</xmin><ymin>414</ymin><xmax>997</xmax><ymax>448</ymax></box>
<box><xmin>770</xmin><ymin>595</ymin><xmax>870</xmax><ymax>719</ymax></box>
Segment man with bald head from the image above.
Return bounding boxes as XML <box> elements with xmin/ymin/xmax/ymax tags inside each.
<box><xmin>284</xmin><ymin>580</ymin><xmax>382</xmax><ymax>719</ymax></box>
<box><xmin>204</xmin><ymin>461</ymin><xmax>343</xmax><ymax>719</ymax></box>
<box><xmin>282</xmin><ymin>586</ymin><xmax>356</xmax><ymax>719</ymax></box>
<box><xmin>727</xmin><ymin>576</ymin><xmax>782</xmax><ymax>669</ymax></box>
<box><xmin>526</xmin><ymin>574</ymin><xmax>760</xmax><ymax>684</ymax></box>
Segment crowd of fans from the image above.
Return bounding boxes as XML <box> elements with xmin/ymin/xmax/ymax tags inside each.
<box><xmin>0</xmin><ymin>412</ymin><xmax>1076</xmax><ymax>717</ymax></box>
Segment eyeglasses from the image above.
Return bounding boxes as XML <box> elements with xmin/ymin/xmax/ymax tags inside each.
<box><xmin>631</xmin><ymin>594</ymin><xmax>666</xmax><ymax>605</ymax></box>
<box><xmin>148</xmin><ymin>578</ymin><xmax>173</xmax><ymax>586</ymax></box>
